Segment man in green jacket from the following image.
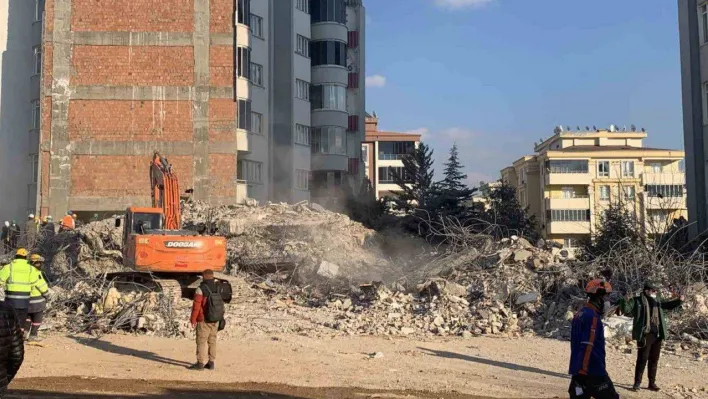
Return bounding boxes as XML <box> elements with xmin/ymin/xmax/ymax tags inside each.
<box><xmin>618</xmin><ymin>281</ymin><xmax>683</xmax><ymax>392</ymax></box>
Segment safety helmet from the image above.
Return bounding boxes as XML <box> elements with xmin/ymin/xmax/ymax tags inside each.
<box><xmin>29</xmin><ymin>254</ymin><xmax>44</xmax><ymax>263</ymax></box>
<box><xmin>67</xmin><ymin>210</ymin><xmax>72</xmax><ymax>215</ymax></box>
<box><xmin>16</xmin><ymin>248</ymin><xmax>28</xmax><ymax>257</ymax></box>
<box><xmin>585</xmin><ymin>279</ymin><xmax>613</xmax><ymax>295</ymax></box>
<box><xmin>72</xmin><ymin>214</ymin><xmax>77</xmax><ymax>218</ymax></box>
<box><xmin>28</xmin><ymin>214</ymin><xmax>34</xmax><ymax>219</ymax></box>
<box><xmin>47</xmin><ymin>215</ymin><xmax>53</xmax><ymax>221</ymax></box>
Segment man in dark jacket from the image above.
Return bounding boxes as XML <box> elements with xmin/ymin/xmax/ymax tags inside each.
<box><xmin>1</xmin><ymin>222</ymin><xmax>9</xmax><ymax>254</ymax></box>
<box><xmin>619</xmin><ymin>281</ymin><xmax>683</xmax><ymax>392</ymax></box>
<box><xmin>0</xmin><ymin>300</ymin><xmax>25</xmax><ymax>396</ymax></box>
<box><xmin>568</xmin><ymin>279</ymin><xmax>619</xmax><ymax>399</ymax></box>
<box><xmin>8</xmin><ymin>222</ymin><xmax>20</xmax><ymax>252</ymax></box>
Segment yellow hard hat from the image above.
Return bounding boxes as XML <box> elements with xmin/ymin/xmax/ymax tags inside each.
<box><xmin>16</xmin><ymin>248</ymin><xmax>28</xmax><ymax>257</ymax></box>
<box><xmin>29</xmin><ymin>254</ymin><xmax>44</xmax><ymax>262</ymax></box>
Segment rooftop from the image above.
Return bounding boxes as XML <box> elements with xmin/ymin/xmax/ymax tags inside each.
<box><xmin>549</xmin><ymin>145</ymin><xmax>682</xmax><ymax>153</ymax></box>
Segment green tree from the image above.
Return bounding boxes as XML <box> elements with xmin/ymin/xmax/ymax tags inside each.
<box><xmin>483</xmin><ymin>182</ymin><xmax>536</xmax><ymax>239</ymax></box>
<box><xmin>581</xmin><ymin>200</ymin><xmax>644</xmax><ymax>260</ymax></box>
<box><xmin>392</xmin><ymin>143</ymin><xmax>437</xmax><ymax>212</ymax></box>
<box><xmin>346</xmin><ymin>178</ymin><xmax>386</xmax><ymax>229</ymax></box>
<box><xmin>438</xmin><ymin>144</ymin><xmax>477</xmax><ymax>217</ymax></box>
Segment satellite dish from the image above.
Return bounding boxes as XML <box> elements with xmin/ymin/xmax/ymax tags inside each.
<box><xmin>593</xmin><ymin>125</ymin><xmax>597</xmax><ymax>131</ymax></box>
<box><xmin>576</xmin><ymin>126</ymin><xmax>580</xmax><ymax>131</ymax></box>
<box><xmin>566</xmin><ymin>126</ymin><xmax>571</xmax><ymax>131</ymax></box>
<box><xmin>641</xmin><ymin>127</ymin><xmax>646</xmax><ymax>132</ymax></box>
<box><xmin>585</xmin><ymin>126</ymin><xmax>590</xmax><ymax>131</ymax></box>
<box><xmin>554</xmin><ymin>125</ymin><xmax>563</xmax><ymax>134</ymax></box>
<box><xmin>622</xmin><ymin>125</ymin><xmax>627</xmax><ymax>132</ymax></box>
<box><xmin>631</xmin><ymin>124</ymin><xmax>636</xmax><ymax>132</ymax></box>
<box><xmin>609</xmin><ymin>124</ymin><xmax>616</xmax><ymax>132</ymax></box>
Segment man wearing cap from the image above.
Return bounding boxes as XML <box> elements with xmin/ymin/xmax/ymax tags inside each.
<box><xmin>0</xmin><ymin>249</ymin><xmax>49</xmax><ymax>334</ymax></box>
<box><xmin>26</xmin><ymin>254</ymin><xmax>50</xmax><ymax>341</ymax></box>
<box><xmin>619</xmin><ymin>281</ymin><xmax>683</xmax><ymax>392</ymax></box>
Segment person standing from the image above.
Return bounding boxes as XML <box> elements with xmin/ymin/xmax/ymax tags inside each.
<box><xmin>619</xmin><ymin>281</ymin><xmax>683</xmax><ymax>392</ymax></box>
<box><xmin>25</xmin><ymin>215</ymin><xmax>39</xmax><ymax>250</ymax></box>
<box><xmin>1</xmin><ymin>222</ymin><xmax>9</xmax><ymax>254</ymax></box>
<box><xmin>0</xmin><ymin>249</ymin><xmax>49</xmax><ymax>335</ymax></box>
<box><xmin>60</xmin><ymin>211</ymin><xmax>75</xmax><ymax>232</ymax></box>
<box><xmin>568</xmin><ymin>279</ymin><xmax>619</xmax><ymax>399</ymax></box>
<box><xmin>26</xmin><ymin>254</ymin><xmax>50</xmax><ymax>342</ymax></box>
<box><xmin>7</xmin><ymin>222</ymin><xmax>19</xmax><ymax>252</ymax></box>
<box><xmin>0</xmin><ymin>300</ymin><xmax>24</xmax><ymax>396</ymax></box>
<box><xmin>189</xmin><ymin>269</ymin><xmax>225</xmax><ymax>371</ymax></box>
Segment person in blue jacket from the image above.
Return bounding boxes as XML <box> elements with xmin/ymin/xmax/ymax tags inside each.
<box><xmin>568</xmin><ymin>279</ymin><xmax>619</xmax><ymax>399</ymax></box>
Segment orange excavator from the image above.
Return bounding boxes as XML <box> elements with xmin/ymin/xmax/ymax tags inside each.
<box><xmin>109</xmin><ymin>151</ymin><xmax>233</xmax><ymax>302</ymax></box>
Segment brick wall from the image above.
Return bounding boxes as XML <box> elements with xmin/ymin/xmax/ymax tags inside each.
<box><xmin>71</xmin><ymin>0</ymin><xmax>194</xmax><ymax>32</ymax></box>
<box><xmin>210</xmin><ymin>0</ymin><xmax>234</xmax><ymax>33</ymax></box>
<box><xmin>69</xmin><ymin>100</ymin><xmax>193</xmax><ymax>141</ymax></box>
<box><xmin>71</xmin><ymin>46</ymin><xmax>194</xmax><ymax>86</ymax></box>
<box><xmin>209</xmin><ymin>46</ymin><xmax>233</xmax><ymax>87</ymax></box>
<box><xmin>71</xmin><ymin>155</ymin><xmax>194</xmax><ymax>197</ymax></box>
<box><xmin>209</xmin><ymin>98</ymin><xmax>236</xmax><ymax>142</ymax></box>
<box><xmin>209</xmin><ymin>154</ymin><xmax>236</xmax><ymax>197</ymax></box>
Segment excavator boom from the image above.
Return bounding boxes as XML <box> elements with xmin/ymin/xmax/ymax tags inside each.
<box><xmin>150</xmin><ymin>151</ymin><xmax>181</xmax><ymax>230</ymax></box>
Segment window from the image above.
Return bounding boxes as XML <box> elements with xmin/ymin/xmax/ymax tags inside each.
<box><xmin>549</xmin><ymin>209</ymin><xmax>590</xmax><ymax>222</ymax></box>
<box><xmin>361</xmin><ymin>144</ymin><xmax>368</xmax><ymax>162</ymax></box>
<box><xmin>296</xmin><ymin>0</ymin><xmax>309</xmax><ymax>13</ymax></box>
<box><xmin>310</xmin><ymin>0</ymin><xmax>347</xmax><ymax>24</ymax></box>
<box><xmin>237</xmin><ymin>47</ymin><xmax>251</xmax><ymax>79</ymax></box>
<box><xmin>237</xmin><ymin>99</ymin><xmax>251</xmax><ymax>131</ymax></box>
<box><xmin>597</xmin><ymin>161</ymin><xmax>610</xmax><ymax>177</ymax></box>
<box><xmin>378</xmin><ymin>167</ymin><xmax>411</xmax><ymax>184</ymax></box>
<box><xmin>296</xmin><ymin>35</ymin><xmax>310</xmax><ymax>57</ymax></box>
<box><xmin>378</xmin><ymin>141</ymin><xmax>415</xmax><ymax>160</ymax></box>
<box><xmin>561</xmin><ymin>187</ymin><xmax>575</xmax><ymax>199</ymax></box>
<box><xmin>251</xmin><ymin>112</ymin><xmax>262</xmax><ymax>134</ymax></box>
<box><xmin>237</xmin><ymin>160</ymin><xmax>263</xmax><ymax>183</ymax></box>
<box><xmin>563</xmin><ymin>238</ymin><xmax>578</xmax><ymax>248</ymax></box>
<box><xmin>704</xmin><ymin>82</ymin><xmax>708</xmax><ymax>125</ymax></box>
<box><xmin>250</xmin><ymin>14</ymin><xmax>263</xmax><ymax>38</ymax></box>
<box><xmin>645</xmin><ymin>185</ymin><xmax>684</xmax><ymax>197</ymax></box>
<box><xmin>621</xmin><ymin>161</ymin><xmax>634</xmax><ymax>177</ymax></box>
<box><xmin>34</xmin><ymin>0</ymin><xmax>44</xmax><ymax>22</ymax></box>
<box><xmin>310</xmin><ymin>40</ymin><xmax>347</xmax><ymax>67</ymax></box>
<box><xmin>701</xmin><ymin>5</ymin><xmax>708</xmax><ymax>44</ymax></box>
<box><xmin>646</xmin><ymin>162</ymin><xmax>662</xmax><ymax>173</ymax></box>
<box><xmin>310</xmin><ymin>84</ymin><xmax>346</xmax><ymax>111</ymax></box>
<box><xmin>296</xmin><ymin>79</ymin><xmax>310</xmax><ymax>101</ymax></box>
<box><xmin>31</xmin><ymin>100</ymin><xmax>40</xmax><ymax>130</ymax></box>
<box><xmin>599</xmin><ymin>185</ymin><xmax>610</xmax><ymax>201</ymax></box>
<box><xmin>311</xmin><ymin>126</ymin><xmax>346</xmax><ymax>155</ymax></box>
<box><xmin>295</xmin><ymin>124</ymin><xmax>310</xmax><ymax>145</ymax></box>
<box><xmin>623</xmin><ymin>186</ymin><xmax>636</xmax><ymax>200</ymax></box>
<box><xmin>250</xmin><ymin>62</ymin><xmax>263</xmax><ymax>86</ymax></box>
<box><xmin>30</xmin><ymin>153</ymin><xmax>38</xmax><ymax>184</ymax></box>
<box><xmin>33</xmin><ymin>46</ymin><xmax>41</xmax><ymax>75</ymax></box>
<box><xmin>546</xmin><ymin>160</ymin><xmax>588</xmax><ymax>174</ymax></box>
<box><xmin>237</xmin><ymin>0</ymin><xmax>251</xmax><ymax>26</ymax></box>
<box><xmin>295</xmin><ymin>169</ymin><xmax>309</xmax><ymax>190</ymax></box>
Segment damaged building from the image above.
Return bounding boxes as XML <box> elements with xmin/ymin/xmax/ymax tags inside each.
<box><xmin>0</xmin><ymin>0</ymin><xmax>366</xmax><ymax>221</ymax></box>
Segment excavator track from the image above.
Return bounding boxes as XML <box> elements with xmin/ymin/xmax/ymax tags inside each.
<box><xmin>106</xmin><ymin>272</ymin><xmax>185</xmax><ymax>303</ymax></box>
<box><xmin>153</xmin><ymin>279</ymin><xmax>183</xmax><ymax>304</ymax></box>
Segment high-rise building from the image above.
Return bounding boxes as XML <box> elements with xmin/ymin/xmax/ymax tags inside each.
<box><xmin>0</xmin><ymin>0</ymin><xmax>365</xmax><ymax>221</ymax></box>
<box><xmin>501</xmin><ymin>126</ymin><xmax>687</xmax><ymax>252</ymax></box>
<box><xmin>678</xmin><ymin>0</ymin><xmax>708</xmax><ymax>238</ymax></box>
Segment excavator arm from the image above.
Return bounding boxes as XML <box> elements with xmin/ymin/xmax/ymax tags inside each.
<box><xmin>150</xmin><ymin>151</ymin><xmax>181</xmax><ymax>230</ymax></box>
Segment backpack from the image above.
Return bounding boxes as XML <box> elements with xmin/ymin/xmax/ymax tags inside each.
<box><xmin>201</xmin><ymin>282</ymin><xmax>225</xmax><ymax>323</ymax></box>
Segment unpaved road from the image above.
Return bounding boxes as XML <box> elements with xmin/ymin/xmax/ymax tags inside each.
<box><xmin>7</xmin><ymin>333</ymin><xmax>708</xmax><ymax>398</ymax></box>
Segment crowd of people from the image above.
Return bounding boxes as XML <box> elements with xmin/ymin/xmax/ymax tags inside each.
<box><xmin>0</xmin><ymin>211</ymin><xmax>81</xmax><ymax>255</ymax></box>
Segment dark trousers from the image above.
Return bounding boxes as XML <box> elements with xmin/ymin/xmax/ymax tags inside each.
<box><xmin>635</xmin><ymin>332</ymin><xmax>662</xmax><ymax>386</ymax></box>
<box><xmin>26</xmin><ymin>311</ymin><xmax>44</xmax><ymax>336</ymax></box>
<box><xmin>14</xmin><ymin>308</ymin><xmax>28</xmax><ymax>332</ymax></box>
<box><xmin>569</xmin><ymin>375</ymin><xmax>619</xmax><ymax>399</ymax></box>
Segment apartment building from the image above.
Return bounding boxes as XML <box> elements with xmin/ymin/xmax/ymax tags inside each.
<box><xmin>362</xmin><ymin>113</ymin><xmax>421</xmax><ymax>199</ymax></box>
<box><xmin>679</xmin><ymin>0</ymin><xmax>708</xmax><ymax>238</ymax></box>
<box><xmin>502</xmin><ymin>126</ymin><xmax>687</xmax><ymax>250</ymax></box>
<box><xmin>0</xmin><ymin>0</ymin><xmax>365</xmax><ymax>221</ymax></box>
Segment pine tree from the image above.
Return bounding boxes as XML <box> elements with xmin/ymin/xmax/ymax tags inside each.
<box><xmin>438</xmin><ymin>144</ymin><xmax>477</xmax><ymax>216</ymax></box>
<box><xmin>581</xmin><ymin>200</ymin><xmax>644</xmax><ymax>260</ymax></box>
<box><xmin>392</xmin><ymin>143</ymin><xmax>436</xmax><ymax>212</ymax></box>
<box><xmin>483</xmin><ymin>182</ymin><xmax>536</xmax><ymax>239</ymax></box>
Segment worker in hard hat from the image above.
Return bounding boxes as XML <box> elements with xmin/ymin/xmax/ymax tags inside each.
<box><xmin>72</xmin><ymin>213</ymin><xmax>82</xmax><ymax>228</ymax></box>
<box><xmin>8</xmin><ymin>221</ymin><xmax>19</xmax><ymax>252</ymax></box>
<box><xmin>568</xmin><ymin>279</ymin><xmax>619</xmax><ymax>399</ymax></box>
<box><xmin>41</xmin><ymin>216</ymin><xmax>55</xmax><ymax>241</ymax></box>
<box><xmin>0</xmin><ymin>249</ymin><xmax>49</xmax><ymax>334</ymax></box>
<box><xmin>26</xmin><ymin>254</ymin><xmax>50</xmax><ymax>342</ymax></box>
<box><xmin>60</xmin><ymin>211</ymin><xmax>75</xmax><ymax>232</ymax></box>
<box><xmin>25</xmin><ymin>214</ymin><xmax>39</xmax><ymax>250</ymax></box>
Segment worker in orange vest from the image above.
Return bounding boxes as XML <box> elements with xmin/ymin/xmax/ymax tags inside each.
<box><xmin>60</xmin><ymin>211</ymin><xmax>75</xmax><ymax>231</ymax></box>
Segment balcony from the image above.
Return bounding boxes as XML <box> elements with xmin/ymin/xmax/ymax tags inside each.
<box><xmin>645</xmin><ymin>196</ymin><xmax>686</xmax><ymax>210</ymax></box>
<box><xmin>544</xmin><ymin>172</ymin><xmax>591</xmax><ymax>186</ymax></box>
<box><xmin>545</xmin><ymin>196</ymin><xmax>590</xmax><ymax>209</ymax></box>
<box><xmin>236</xmin><ymin>129</ymin><xmax>249</xmax><ymax>152</ymax></box>
<box><xmin>546</xmin><ymin>221</ymin><xmax>591</xmax><ymax>235</ymax></box>
<box><xmin>642</xmin><ymin>172</ymin><xmax>685</xmax><ymax>185</ymax></box>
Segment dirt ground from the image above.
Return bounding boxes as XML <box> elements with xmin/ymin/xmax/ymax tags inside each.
<box><xmin>7</xmin><ymin>333</ymin><xmax>708</xmax><ymax>398</ymax></box>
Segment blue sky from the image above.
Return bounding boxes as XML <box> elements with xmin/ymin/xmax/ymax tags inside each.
<box><xmin>364</xmin><ymin>0</ymin><xmax>683</xmax><ymax>185</ymax></box>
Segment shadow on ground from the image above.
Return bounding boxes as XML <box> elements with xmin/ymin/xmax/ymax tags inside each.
<box><xmin>70</xmin><ymin>336</ymin><xmax>192</xmax><ymax>368</ymax></box>
<box><xmin>418</xmin><ymin>347</ymin><xmax>569</xmax><ymax>379</ymax></box>
<box><xmin>6</xmin><ymin>389</ymin><xmax>305</xmax><ymax>399</ymax></box>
